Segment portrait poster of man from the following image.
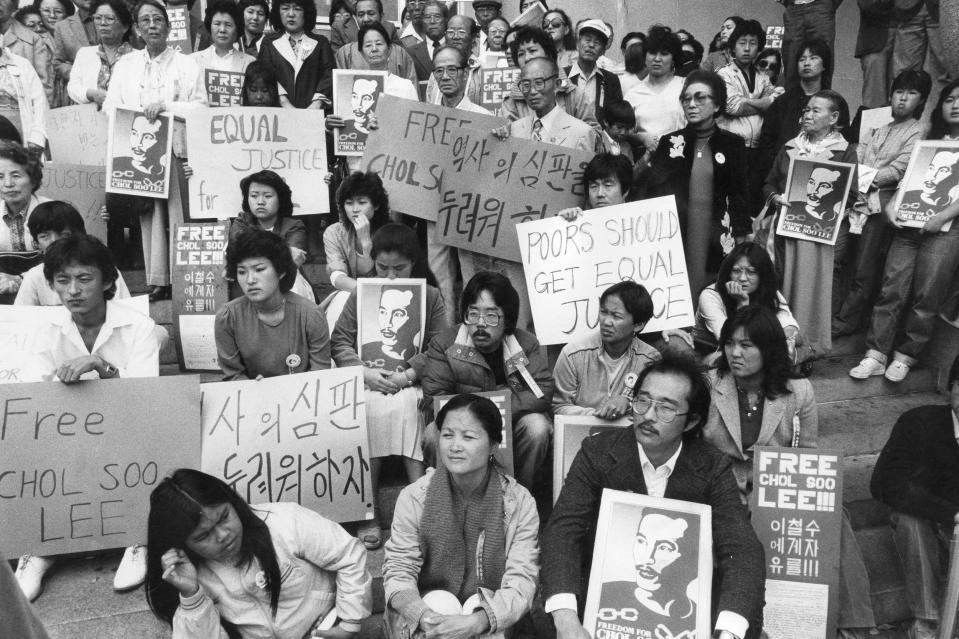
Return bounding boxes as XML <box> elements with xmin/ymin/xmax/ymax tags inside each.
<box><xmin>893</xmin><ymin>140</ymin><xmax>959</xmax><ymax>231</ymax></box>
<box><xmin>552</xmin><ymin>415</ymin><xmax>626</xmax><ymax>503</ymax></box>
<box><xmin>356</xmin><ymin>277</ymin><xmax>426</xmax><ymax>373</ymax></box>
<box><xmin>775</xmin><ymin>157</ymin><xmax>855</xmax><ymax>246</ymax></box>
<box><xmin>106</xmin><ymin>106</ymin><xmax>173</xmax><ymax>199</ymax></box>
<box><xmin>333</xmin><ymin>69</ymin><xmax>387</xmax><ymax>157</ymax></box>
<box><xmin>584</xmin><ymin>490</ymin><xmax>713</xmax><ymax>639</ymax></box>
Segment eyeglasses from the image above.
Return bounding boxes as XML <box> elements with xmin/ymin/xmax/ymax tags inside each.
<box><xmin>432</xmin><ymin>65</ymin><xmax>463</xmax><ymax>78</ymax></box>
<box><xmin>517</xmin><ymin>74</ymin><xmax>556</xmax><ymax>93</ymax></box>
<box><xmin>464</xmin><ymin>310</ymin><xmax>503</xmax><ymax>326</ymax></box>
<box><xmin>93</xmin><ymin>14</ymin><xmax>117</xmax><ymax>24</ymax></box>
<box><xmin>445</xmin><ymin>28</ymin><xmax>469</xmax><ymax>37</ymax></box>
<box><xmin>137</xmin><ymin>15</ymin><xmax>166</xmax><ymax>26</ymax></box>
<box><xmin>488</xmin><ymin>27</ymin><xmax>507</xmax><ymax>36</ymax></box>
<box><xmin>679</xmin><ymin>92</ymin><xmax>713</xmax><ymax>106</ymax></box>
<box><xmin>424</xmin><ymin>15</ymin><xmax>444</xmax><ymax>23</ymax></box>
<box><xmin>40</xmin><ymin>7</ymin><xmax>65</xmax><ymax>17</ymax></box>
<box><xmin>631</xmin><ymin>395</ymin><xmax>688</xmax><ymax>424</ymax></box>
<box><xmin>757</xmin><ymin>60</ymin><xmax>780</xmax><ymax>71</ymax></box>
<box><xmin>730</xmin><ymin>266</ymin><xmax>759</xmax><ymax>278</ymax></box>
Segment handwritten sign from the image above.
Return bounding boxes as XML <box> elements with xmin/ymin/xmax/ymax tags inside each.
<box><xmin>200</xmin><ymin>368</ymin><xmax>373</xmax><ymax>522</ymax></box>
<box><xmin>434</xmin><ymin>390</ymin><xmax>513</xmax><ymax>474</ymax></box>
<box><xmin>106</xmin><ymin>107</ymin><xmax>174</xmax><ymax>198</ymax></box>
<box><xmin>205</xmin><ymin>69</ymin><xmax>244</xmax><ymax>107</ymax></box>
<box><xmin>0</xmin><ymin>306</ymin><xmax>46</xmax><ymax>384</ymax></box>
<box><xmin>776</xmin><ymin>157</ymin><xmax>855</xmax><ymax>245</ymax></box>
<box><xmin>584</xmin><ymin>490</ymin><xmax>713</xmax><ymax>639</ymax></box>
<box><xmin>511</xmin><ymin>1</ymin><xmax>546</xmax><ymax>27</ymax></box>
<box><xmin>893</xmin><ymin>140</ymin><xmax>959</xmax><ymax>231</ymax></box>
<box><xmin>479</xmin><ymin>67</ymin><xmax>519</xmax><ymax>112</ymax></box>
<box><xmin>859</xmin><ymin>106</ymin><xmax>892</xmax><ymax>141</ymax></box>
<box><xmin>40</xmin><ymin>163</ymin><xmax>107</xmax><ymax>243</ymax></box>
<box><xmin>751</xmin><ymin>447</ymin><xmax>843</xmax><ymax>639</ymax></box>
<box><xmin>167</xmin><ymin>3</ymin><xmax>192</xmax><ymax>53</ymax></box>
<box><xmin>172</xmin><ymin>223</ymin><xmax>228</xmax><ymax>371</ymax></box>
<box><xmin>438</xmin><ymin>127</ymin><xmax>592</xmax><ymax>261</ymax></box>
<box><xmin>516</xmin><ymin>197</ymin><xmax>694</xmax><ymax>344</ymax></box>
<box><xmin>186</xmin><ymin>107</ymin><xmax>329</xmax><ymax>220</ymax></box>
<box><xmin>360</xmin><ymin>95</ymin><xmax>505</xmax><ymax>220</ymax></box>
<box><xmin>332</xmin><ymin>69</ymin><xmax>387</xmax><ymax>157</ymax></box>
<box><xmin>553</xmin><ymin>415</ymin><xmax>625</xmax><ymax>502</ymax></box>
<box><xmin>0</xmin><ymin>377</ymin><xmax>201</xmax><ymax>557</ymax></box>
<box><xmin>45</xmin><ymin>104</ymin><xmax>109</xmax><ymax>165</ymax></box>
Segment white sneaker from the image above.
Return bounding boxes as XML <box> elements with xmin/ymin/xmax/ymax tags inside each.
<box><xmin>849</xmin><ymin>357</ymin><xmax>885</xmax><ymax>379</ymax></box>
<box><xmin>885</xmin><ymin>360</ymin><xmax>911</xmax><ymax>383</ymax></box>
<box><xmin>15</xmin><ymin>555</ymin><xmax>53</xmax><ymax>601</ymax></box>
<box><xmin>113</xmin><ymin>544</ymin><xmax>147</xmax><ymax>591</ymax></box>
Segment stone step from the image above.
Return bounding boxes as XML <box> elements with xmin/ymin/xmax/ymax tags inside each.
<box><xmin>818</xmin><ymin>391</ymin><xmax>943</xmax><ymax>456</ymax></box>
<box><xmin>810</xmin><ymin>355</ymin><xmax>941</xmax><ymax>403</ymax></box>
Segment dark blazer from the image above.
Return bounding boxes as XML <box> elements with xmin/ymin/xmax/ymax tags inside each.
<box><xmin>541</xmin><ymin>428</ymin><xmax>766</xmax><ymax>635</ymax></box>
<box><xmin>871</xmin><ymin>405</ymin><xmax>959</xmax><ymax>525</ymax></box>
<box><xmin>257</xmin><ymin>32</ymin><xmax>335</xmax><ymax>109</ymax></box>
<box><xmin>401</xmin><ymin>37</ymin><xmax>434</xmax><ymax>83</ymax></box>
<box><xmin>856</xmin><ymin>0</ymin><xmax>893</xmax><ymax>57</ymax></box>
<box><xmin>563</xmin><ymin>64</ymin><xmax>622</xmax><ymax>121</ymax></box>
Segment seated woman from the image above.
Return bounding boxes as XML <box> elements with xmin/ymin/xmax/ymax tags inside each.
<box><xmin>703</xmin><ymin>305</ymin><xmax>876</xmax><ymax>637</ymax></box>
<box><xmin>17</xmin><ymin>234</ymin><xmax>159</xmax><ymax>601</ymax></box>
<box><xmin>0</xmin><ymin>140</ymin><xmax>49</xmax><ymax>299</ymax></box>
<box><xmin>214</xmin><ymin>229</ymin><xmax>330</xmax><ymax>380</ymax></box>
<box><xmin>695</xmin><ymin>242</ymin><xmax>801</xmax><ymax>360</ymax></box>
<box><xmin>331</xmin><ymin>223</ymin><xmax>447</xmax><ymax>549</ymax></box>
<box><xmin>383</xmin><ymin>394</ymin><xmax>539</xmax><ymax>639</ymax></box>
<box><xmin>146</xmin><ymin>468</ymin><xmax>372</xmax><ymax>639</ymax></box>
<box><xmin>552</xmin><ymin>281</ymin><xmax>661</xmax><ymax>417</ymax></box>
<box><xmin>229</xmin><ymin>170</ymin><xmax>314</xmax><ymax>302</ymax></box>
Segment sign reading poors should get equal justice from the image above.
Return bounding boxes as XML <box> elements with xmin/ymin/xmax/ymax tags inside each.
<box><xmin>516</xmin><ymin>197</ymin><xmax>695</xmax><ymax>345</ymax></box>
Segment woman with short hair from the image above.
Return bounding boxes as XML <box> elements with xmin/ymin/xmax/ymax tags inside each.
<box><xmin>66</xmin><ymin>0</ymin><xmax>135</xmax><ymax>106</ymax></box>
<box><xmin>191</xmin><ymin>0</ymin><xmax>255</xmax><ymax>76</ymax></box>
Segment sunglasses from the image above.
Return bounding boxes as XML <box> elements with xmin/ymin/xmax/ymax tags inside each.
<box><xmin>757</xmin><ymin>60</ymin><xmax>780</xmax><ymax>71</ymax></box>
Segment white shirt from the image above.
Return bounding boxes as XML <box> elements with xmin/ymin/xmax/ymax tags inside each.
<box><xmin>0</xmin><ymin>195</ymin><xmax>47</xmax><ymax>252</ymax></box>
<box><xmin>567</xmin><ymin>62</ymin><xmax>599</xmax><ymax>109</ymax></box>
<box><xmin>14</xmin><ymin>263</ymin><xmax>130</xmax><ymax>306</ymax></box>
<box><xmin>624</xmin><ymin>74</ymin><xmax>686</xmax><ymax>138</ymax></box>
<box><xmin>191</xmin><ymin>46</ymin><xmax>255</xmax><ymax>74</ymax></box>
<box><xmin>952</xmin><ymin>410</ymin><xmax>958</xmax><ymax>442</ymax></box>
<box><xmin>399</xmin><ymin>22</ymin><xmax>423</xmax><ymax>43</ymax></box>
<box><xmin>103</xmin><ymin>46</ymin><xmax>207</xmax><ymax>117</ymax></box>
<box><xmin>449</xmin><ymin>95</ymin><xmax>491</xmax><ymax>115</ymax></box>
<box><xmin>29</xmin><ymin>300</ymin><xmax>159</xmax><ymax>380</ymax></box>
<box><xmin>0</xmin><ymin>48</ymin><xmax>47</xmax><ymax>146</ymax></box>
<box><xmin>271</xmin><ymin>34</ymin><xmax>318</xmax><ymax>99</ymax></box>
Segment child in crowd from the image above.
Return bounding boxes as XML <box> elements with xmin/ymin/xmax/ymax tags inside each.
<box><xmin>240</xmin><ymin>61</ymin><xmax>281</xmax><ymax>107</ymax></box>
<box><xmin>598</xmin><ymin>98</ymin><xmax>637</xmax><ymax>163</ymax></box>
<box><xmin>15</xmin><ymin>201</ymin><xmax>131</xmax><ymax>306</ymax></box>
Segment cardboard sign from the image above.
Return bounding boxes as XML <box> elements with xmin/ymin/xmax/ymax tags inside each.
<box><xmin>516</xmin><ymin>197</ymin><xmax>695</xmax><ymax>345</ymax></box>
<box><xmin>40</xmin><ymin>163</ymin><xmax>108</xmax><ymax>243</ymax></box>
<box><xmin>775</xmin><ymin>158</ymin><xmax>856</xmax><ymax>245</ymax></box>
<box><xmin>167</xmin><ymin>4</ymin><xmax>193</xmax><ymax>53</ymax></box>
<box><xmin>438</xmin><ymin>127</ymin><xmax>593</xmax><ymax>261</ymax></box>
<box><xmin>0</xmin><ymin>305</ymin><xmax>46</xmax><ymax>384</ymax></box>
<box><xmin>0</xmin><ymin>377</ymin><xmax>201</xmax><ymax>558</ymax></box>
<box><xmin>893</xmin><ymin>140</ymin><xmax>959</xmax><ymax>231</ymax></box>
<box><xmin>859</xmin><ymin>106</ymin><xmax>893</xmax><ymax>141</ymax></box>
<box><xmin>434</xmin><ymin>390</ymin><xmax>513</xmax><ymax>474</ymax></box>
<box><xmin>45</xmin><ymin>104</ymin><xmax>110</xmax><ymax>166</ymax></box>
<box><xmin>356</xmin><ymin>278</ymin><xmax>426</xmax><ymax>373</ymax></box>
<box><xmin>360</xmin><ymin>95</ymin><xmax>505</xmax><ymax>220</ymax></box>
<box><xmin>511</xmin><ymin>1</ymin><xmax>546</xmax><ymax>27</ymax></box>
<box><xmin>552</xmin><ymin>415</ymin><xmax>625</xmax><ymax>503</ymax></box>
<box><xmin>751</xmin><ymin>447</ymin><xmax>844</xmax><ymax>639</ymax></box>
<box><xmin>766</xmin><ymin>25</ymin><xmax>784</xmax><ymax>50</ymax></box>
<box><xmin>205</xmin><ymin>69</ymin><xmax>245</xmax><ymax>107</ymax></box>
<box><xmin>106</xmin><ymin>107</ymin><xmax>174</xmax><ymax>198</ymax></box>
<box><xmin>479</xmin><ymin>67</ymin><xmax>520</xmax><ymax>112</ymax></box>
<box><xmin>332</xmin><ymin>69</ymin><xmax>387</xmax><ymax>157</ymax></box>
<box><xmin>172</xmin><ymin>223</ymin><xmax>229</xmax><ymax>371</ymax></box>
<box><xmin>584</xmin><ymin>490</ymin><xmax>713</xmax><ymax>639</ymax></box>
<box><xmin>200</xmin><ymin>368</ymin><xmax>374</xmax><ymax>522</ymax></box>
<box><xmin>186</xmin><ymin>107</ymin><xmax>329</xmax><ymax>220</ymax></box>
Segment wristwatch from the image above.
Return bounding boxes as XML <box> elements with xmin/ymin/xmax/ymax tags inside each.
<box><xmin>101</xmin><ymin>361</ymin><xmax>118</xmax><ymax>378</ymax></box>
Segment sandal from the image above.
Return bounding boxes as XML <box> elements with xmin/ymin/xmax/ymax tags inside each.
<box><xmin>356</xmin><ymin>520</ymin><xmax>382</xmax><ymax>550</ymax></box>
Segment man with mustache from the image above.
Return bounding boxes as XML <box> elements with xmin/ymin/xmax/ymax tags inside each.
<box><xmin>899</xmin><ymin>150</ymin><xmax>959</xmax><ymax>220</ymax></box>
<box><xmin>800</xmin><ymin>166</ymin><xmax>843</xmax><ymax>222</ymax></box>
<box><xmin>542</xmin><ymin>356</ymin><xmax>765</xmax><ymax>639</ymax></box>
<box><xmin>421</xmin><ymin>271</ymin><xmax>553</xmax><ymax>490</ymax></box>
<box><xmin>112</xmin><ymin>113</ymin><xmax>166</xmax><ymax>179</ymax></box>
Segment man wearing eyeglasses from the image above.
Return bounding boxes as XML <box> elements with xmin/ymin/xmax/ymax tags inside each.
<box><xmin>502</xmin><ymin>56</ymin><xmax>599</xmax><ymax>152</ymax></box>
<box><xmin>333</xmin><ymin>0</ymin><xmax>418</xmax><ymax>84</ymax></box>
<box><xmin>471</xmin><ymin>0</ymin><xmax>501</xmax><ymax>54</ymax></box>
<box><xmin>542</xmin><ymin>356</ymin><xmax>766</xmax><ymax>639</ymax></box>
<box><xmin>423</xmin><ymin>15</ymin><xmax>484</xmax><ymax>107</ymax></box>
<box><xmin>870</xmin><ymin>354</ymin><xmax>959</xmax><ymax>639</ymax></box>
<box><xmin>421</xmin><ymin>271</ymin><xmax>553</xmax><ymax>490</ymax></box>
<box><xmin>398</xmin><ymin>0</ymin><xmax>447</xmax><ymax>82</ymax></box>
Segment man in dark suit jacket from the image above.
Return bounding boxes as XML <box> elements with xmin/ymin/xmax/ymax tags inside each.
<box><xmin>330</xmin><ymin>0</ymin><xmax>400</xmax><ymax>52</ymax></box>
<box><xmin>543</xmin><ymin>356</ymin><xmax>766</xmax><ymax>639</ymax></box>
<box><xmin>564</xmin><ymin>19</ymin><xmax>622</xmax><ymax>124</ymax></box>
<box><xmin>870</xmin><ymin>354</ymin><xmax>959</xmax><ymax>639</ymax></box>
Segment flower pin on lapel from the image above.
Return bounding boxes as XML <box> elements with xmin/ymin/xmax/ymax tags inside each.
<box><xmin>668</xmin><ymin>135</ymin><xmax>685</xmax><ymax>158</ymax></box>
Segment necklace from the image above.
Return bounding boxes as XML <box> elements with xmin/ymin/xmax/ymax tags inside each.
<box><xmin>694</xmin><ymin>129</ymin><xmax>714</xmax><ymax>158</ymax></box>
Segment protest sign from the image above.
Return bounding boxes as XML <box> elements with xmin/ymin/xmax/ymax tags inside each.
<box><xmin>205</xmin><ymin>69</ymin><xmax>245</xmax><ymax>107</ymax></box>
<box><xmin>172</xmin><ymin>223</ymin><xmax>229</xmax><ymax>371</ymax></box>
<box><xmin>434</xmin><ymin>390</ymin><xmax>512</xmax><ymax>474</ymax></box>
<box><xmin>106</xmin><ymin>107</ymin><xmax>174</xmax><ymax>198</ymax></box>
<box><xmin>859</xmin><ymin>106</ymin><xmax>893</xmax><ymax>140</ymax></box>
<box><xmin>0</xmin><ymin>305</ymin><xmax>45</xmax><ymax>384</ymax></box>
<box><xmin>766</xmin><ymin>25</ymin><xmax>784</xmax><ymax>49</ymax></box>
<box><xmin>0</xmin><ymin>376</ymin><xmax>201</xmax><ymax>558</ymax></box>
<box><xmin>775</xmin><ymin>158</ymin><xmax>855</xmax><ymax>245</ymax></box>
<box><xmin>552</xmin><ymin>415</ymin><xmax>625</xmax><ymax>502</ymax></box>
<box><xmin>186</xmin><ymin>107</ymin><xmax>329</xmax><ymax>219</ymax></box>
<box><xmin>360</xmin><ymin>95</ymin><xmax>505</xmax><ymax>220</ymax></box>
<box><xmin>332</xmin><ymin>69</ymin><xmax>387</xmax><ymax>157</ymax></box>
<box><xmin>751</xmin><ymin>447</ymin><xmax>844</xmax><ymax>639</ymax></box>
<box><xmin>511</xmin><ymin>1</ymin><xmax>546</xmax><ymax>27</ymax></box>
<box><xmin>438</xmin><ymin>127</ymin><xmax>593</xmax><ymax>261</ymax></box>
<box><xmin>356</xmin><ymin>278</ymin><xmax>426</xmax><ymax>372</ymax></box>
<box><xmin>45</xmin><ymin>104</ymin><xmax>110</xmax><ymax>165</ymax></box>
<box><xmin>584</xmin><ymin>489</ymin><xmax>713</xmax><ymax>639</ymax></box>
<box><xmin>479</xmin><ymin>67</ymin><xmax>520</xmax><ymax>112</ymax></box>
<box><xmin>167</xmin><ymin>3</ymin><xmax>193</xmax><ymax>53</ymax></box>
<box><xmin>516</xmin><ymin>197</ymin><xmax>695</xmax><ymax>345</ymax></box>
<box><xmin>892</xmin><ymin>140</ymin><xmax>959</xmax><ymax>231</ymax></box>
<box><xmin>201</xmin><ymin>367</ymin><xmax>373</xmax><ymax>522</ymax></box>
<box><xmin>40</xmin><ymin>163</ymin><xmax>108</xmax><ymax>243</ymax></box>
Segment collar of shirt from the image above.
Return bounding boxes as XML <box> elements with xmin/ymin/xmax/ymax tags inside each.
<box><xmin>51</xmin><ymin>301</ymin><xmax>140</xmax><ymax>351</ymax></box>
<box><xmin>0</xmin><ymin>48</ymin><xmax>16</xmax><ymax>68</ymax></box>
<box><xmin>536</xmin><ymin>104</ymin><xmax>562</xmax><ymax>131</ymax></box>
<box><xmin>637</xmin><ymin>440</ymin><xmax>682</xmax><ymax>497</ymax></box>
<box><xmin>400</xmin><ymin>22</ymin><xmax>423</xmax><ymax>42</ymax></box>
<box><xmin>142</xmin><ymin>46</ymin><xmax>175</xmax><ymax>67</ymax></box>
<box><xmin>568</xmin><ymin>62</ymin><xmax>598</xmax><ymax>84</ymax></box>
<box><xmin>953</xmin><ymin>410</ymin><xmax>958</xmax><ymax>442</ymax></box>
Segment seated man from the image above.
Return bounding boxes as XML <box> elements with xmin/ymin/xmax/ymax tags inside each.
<box><xmin>421</xmin><ymin>271</ymin><xmax>553</xmax><ymax>490</ymax></box>
<box><xmin>870</xmin><ymin>353</ymin><xmax>959</xmax><ymax>639</ymax></box>
<box><xmin>543</xmin><ymin>356</ymin><xmax>765</xmax><ymax>639</ymax></box>
<box><xmin>15</xmin><ymin>201</ymin><xmax>130</xmax><ymax>306</ymax></box>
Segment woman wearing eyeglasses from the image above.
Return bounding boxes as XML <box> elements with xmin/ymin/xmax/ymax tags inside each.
<box><xmin>66</xmin><ymin>0</ymin><xmax>134</xmax><ymax>107</ymax></box>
